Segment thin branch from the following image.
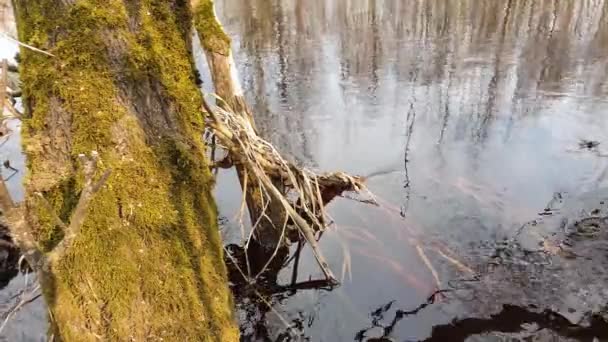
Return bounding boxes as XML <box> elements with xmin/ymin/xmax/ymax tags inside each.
<box><xmin>0</xmin><ymin>33</ymin><xmax>55</xmax><ymax>57</ymax></box>
<box><xmin>0</xmin><ymin>284</ymin><xmax>42</xmax><ymax>335</ymax></box>
<box><xmin>34</xmin><ymin>193</ymin><xmax>68</xmax><ymax>231</ymax></box>
<box><xmin>236</xmin><ymin>168</ymin><xmax>248</xmax><ymax>241</ymax></box>
<box><xmin>48</xmin><ymin>152</ymin><xmax>111</xmax><ymax>263</ymax></box>
<box><xmin>0</xmin><ymin>59</ymin><xmax>6</xmax><ymax>117</ymax></box>
<box><xmin>415</xmin><ymin>244</ymin><xmax>441</xmax><ymax>289</ymax></box>
<box><xmin>253</xmin><ymin>166</ymin><xmax>337</xmax><ymax>282</ymax></box>
<box><xmin>254</xmin><ymin>213</ymin><xmax>289</xmax><ymax>279</ymax></box>
<box><xmin>91</xmin><ymin>169</ymin><xmax>112</xmax><ymax>193</ymax></box>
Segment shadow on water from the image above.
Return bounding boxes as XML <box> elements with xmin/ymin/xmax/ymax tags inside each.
<box><xmin>209</xmin><ymin>0</ymin><xmax>608</xmax><ymax>340</ymax></box>
<box><xmin>0</xmin><ymin>222</ymin><xmax>19</xmax><ymax>290</ymax></box>
<box><xmin>356</xmin><ymin>299</ymin><xmax>608</xmax><ymax>342</ymax></box>
<box><xmin>424</xmin><ymin>304</ymin><xmax>608</xmax><ymax>342</ymax></box>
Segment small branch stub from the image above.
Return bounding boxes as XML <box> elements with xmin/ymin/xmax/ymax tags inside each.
<box><xmin>48</xmin><ymin>151</ymin><xmax>111</xmax><ymax>264</ymax></box>
<box><xmin>4</xmin><ymin>151</ymin><xmax>111</xmax><ymax>270</ymax></box>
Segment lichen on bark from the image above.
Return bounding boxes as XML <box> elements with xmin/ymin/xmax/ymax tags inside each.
<box><xmin>12</xmin><ymin>0</ymin><xmax>238</xmax><ymax>340</ymax></box>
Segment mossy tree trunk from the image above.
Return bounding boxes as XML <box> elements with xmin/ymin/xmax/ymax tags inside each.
<box><xmin>11</xmin><ymin>0</ymin><xmax>238</xmax><ymax>340</ymax></box>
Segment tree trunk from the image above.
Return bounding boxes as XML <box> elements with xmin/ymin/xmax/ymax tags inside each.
<box><xmin>11</xmin><ymin>0</ymin><xmax>238</xmax><ymax>340</ymax></box>
<box><xmin>193</xmin><ymin>0</ymin><xmax>286</xmax><ymax>249</ymax></box>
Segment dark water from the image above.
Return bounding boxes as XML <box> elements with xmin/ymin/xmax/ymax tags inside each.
<box><xmin>207</xmin><ymin>0</ymin><xmax>608</xmax><ymax>341</ymax></box>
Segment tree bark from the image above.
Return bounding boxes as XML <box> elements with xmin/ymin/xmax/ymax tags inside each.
<box><xmin>10</xmin><ymin>0</ymin><xmax>238</xmax><ymax>340</ymax></box>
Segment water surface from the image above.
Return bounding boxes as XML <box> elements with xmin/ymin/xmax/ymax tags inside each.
<box><xmin>209</xmin><ymin>1</ymin><xmax>608</xmax><ymax>341</ymax></box>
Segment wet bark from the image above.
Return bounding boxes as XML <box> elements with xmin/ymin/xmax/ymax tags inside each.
<box><xmin>8</xmin><ymin>0</ymin><xmax>238</xmax><ymax>340</ymax></box>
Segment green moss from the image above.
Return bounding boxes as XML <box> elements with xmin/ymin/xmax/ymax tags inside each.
<box><xmin>193</xmin><ymin>0</ymin><xmax>232</xmax><ymax>55</ymax></box>
<box><xmin>13</xmin><ymin>0</ymin><xmax>238</xmax><ymax>340</ymax></box>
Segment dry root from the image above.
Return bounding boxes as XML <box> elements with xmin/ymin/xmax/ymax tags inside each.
<box><xmin>202</xmin><ymin>95</ymin><xmax>369</xmax><ymax>283</ymax></box>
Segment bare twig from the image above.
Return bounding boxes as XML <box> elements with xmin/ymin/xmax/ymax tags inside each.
<box><xmin>48</xmin><ymin>152</ymin><xmax>111</xmax><ymax>263</ymax></box>
<box><xmin>0</xmin><ymin>33</ymin><xmax>55</xmax><ymax>57</ymax></box>
<box><xmin>433</xmin><ymin>247</ymin><xmax>476</xmax><ymax>276</ymax></box>
<box><xmin>415</xmin><ymin>244</ymin><xmax>441</xmax><ymax>289</ymax></box>
<box><xmin>236</xmin><ymin>168</ymin><xmax>248</xmax><ymax>241</ymax></box>
<box><xmin>0</xmin><ymin>59</ymin><xmax>6</xmax><ymax>116</ymax></box>
<box><xmin>34</xmin><ymin>193</ymin><xmax>68</xmax><ymax>231</ymax></box>
<box><xmin>0</xmin><ymin>283</ymin><xmax>42</xmax><ymax>335</ymax></box>
<box><xmin>91</xmin><ymin>169</ymin><xmax>111</xmax><ymax>193</ymax></box>
<box><xmin>254</xmin><ymin>214</ymin><xmax>289</xmax><ymax>279</ymax></box>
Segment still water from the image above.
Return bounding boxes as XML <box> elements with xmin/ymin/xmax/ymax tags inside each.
<box><xmin>208</xmin><ymin>0</ymin><xmax>608</xmax><ymax>341</ymax></box>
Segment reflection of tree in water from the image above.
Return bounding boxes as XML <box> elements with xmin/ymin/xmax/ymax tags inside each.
<box><xmin>401</xmin><ymin>103</ymin><xmax>415</xmax><ymax>218</ymax></box>
<box><xmin>220</xmin><ymin>0</ymin><xmax>608</xmax><ymax>145</ymax></box>
<box><xmin>225</xmin><ymin>239</ymin><xmax>336</xmax><ymax>341</ymax></box>
<box><xmin>355</xmin><ymin>298</ymin><xmax>607</xmax><ymax>342</ymax></box>
<box><xmin>354</xmin><ymin>290</ymin><xmax>448</xmax><ymax>342</ymax></box>
<box><xmin>214</xmin><ymin>0</ymin><xmax>608</xmax><ymax>340</ymax></box>
<box><xmin>218</xmin><ymin>0</ymin><xmax>319</xmax><ymax>167</ymax></box>
<box><xmin>0</xmin><ymin>222</ymin><xmax>19</xmax><ymax>290</ymax></box>
<box><xmin>425</xmin><ymin>304</ymin><xmax>608</xmax><ymax>342</ymax></box>
<box><xmin>352</xmin><ymin>200</ymin><xmax>608</xmax><ymax>341</ymax></box>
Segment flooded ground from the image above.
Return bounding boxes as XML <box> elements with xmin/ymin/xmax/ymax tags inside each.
<box><xmin>0</xmin><ymin>0</ymin><xmax>607</xmax><ymax>341</ymax></box>
<box><xmin>208</xmin><ymin>0</ymin><xmax>608</xmax><ymax>341</ymax></box>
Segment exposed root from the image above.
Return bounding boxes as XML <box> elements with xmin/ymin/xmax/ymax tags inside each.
<box><xmin>254</xmin><ymin>214</ymin><xmax>289</xmax><ymax>279</ymax></box>
<box><xmin>203</xmin><ymin>97</ymin><xmax>365</xmax><ymax>214</ymax></box>
<box><xmin>223</xmin><ymin>245</ymin><xmax>300</xmax><ymax>338</ymax></box>
<box><xmin>203</xmin><ymin>96</ymin><xmax>364</xmax><ymax>209</ymax></box>
<box><xmin>202</xmin><ymin>95</ymin><xmax>367</xmax><ymax>283</ymax></box>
